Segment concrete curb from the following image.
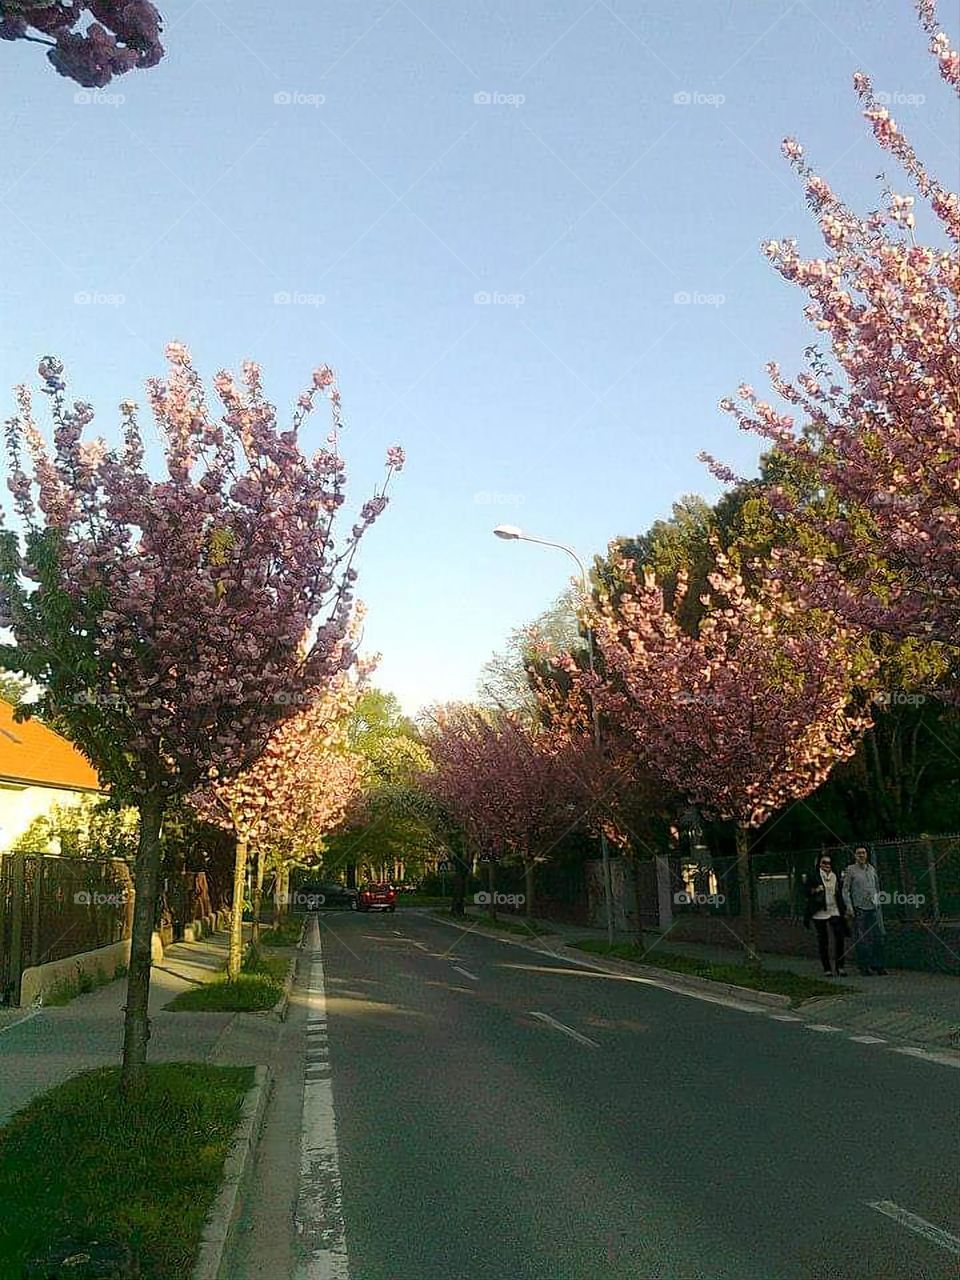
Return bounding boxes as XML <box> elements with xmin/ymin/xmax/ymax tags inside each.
<box><xmin>191</xmin><ymin>1064</ymin><xmax>271</xmax><ymax>1280</ymax></box>
<box><xmin>420</xmin><ymin>911</ymin><xmax>792</xmax><ymax>1009</ymax></box>
<box><xmin>555</xmin><ymin>943</ymin><xmax>794</xmax><ymax>1008</ymax></box>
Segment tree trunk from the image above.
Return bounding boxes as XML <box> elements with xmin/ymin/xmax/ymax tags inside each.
<box><xmin>524</xmin><ymin>860</ymin><xmax>534</xmax><ymax>919</ymax></box>
<box><xmin>487</xmin><ymin>859</ymin><xmax>497</xmax><ymax>922</ymax></box>
<box><xmin>451</xmin><ymin>851</ymin><xmax>466</xmax><ymax>917</ymax></box>
<box><xmin>120</xmin><ymin>792</ymin><xmax>165</xmax><ymax>1098</ymax></box>
<box><xmin>274</xmin><ymin>863</ymin><xmax>286</xmax><ymax>923</ymax></box>
<box><xmin>251</xmin><ymin>842</ymin><xmax>266</xmax><ymax>946</ymax></box>
<box><xmin>228</xmin><ymin>834</ymin><xmax>248</xmax><ymax>981</ymax></box>
<box><xmin>735</xmin><ymin>824</ymin><xmax>760</xmax><ymax>965</ymax></box>
<box><xmin>631</xmin><ymin>855</ymin><xmax>646</xmax><ymax>951</ymax></box>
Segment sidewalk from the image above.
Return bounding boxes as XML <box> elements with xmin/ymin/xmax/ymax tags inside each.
<box><xmin>0</xmin><ymin>928</ymin><xmax>286</xmax><ymax>1125</ymax></box>
<box><xmin>452</xmin><ymin>909</ymin><xmax>960</xmax><ymax>1050</ymax></box>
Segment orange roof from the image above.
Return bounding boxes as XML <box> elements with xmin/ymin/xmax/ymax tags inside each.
<box><xmin>0</xmin><ymin>699</ymin><xmax>102</xmax><ymax>793</ymax></box>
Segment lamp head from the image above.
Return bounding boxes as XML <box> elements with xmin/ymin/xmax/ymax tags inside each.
<box><xmin>493</xmin><ymin>525</ymin><xmax>523</xmax><ymax>540</ymax></box>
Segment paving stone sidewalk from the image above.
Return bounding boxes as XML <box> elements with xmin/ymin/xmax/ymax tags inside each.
<box><xmin>0</xmin><ymin>928</ymin><xmax>288</xmax><ymax>1124</ymax></box>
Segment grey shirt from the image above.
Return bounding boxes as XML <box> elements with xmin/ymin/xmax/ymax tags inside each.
<box><xmin>843</xmin><ymin>862</ymin><xmax>880</xmax><ymax>911</ymax></box>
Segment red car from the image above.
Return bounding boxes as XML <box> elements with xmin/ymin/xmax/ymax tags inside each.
<box><xmin>356</xmin><ymin>883</ymin><xmax>397</xmax><ymax>912</ymax></box>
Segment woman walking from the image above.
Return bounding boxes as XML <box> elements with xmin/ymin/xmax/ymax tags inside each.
<box><xmin>803</xmin><ymin>853</ymin><xmax>849</xmax><ymax>977</ymax></box>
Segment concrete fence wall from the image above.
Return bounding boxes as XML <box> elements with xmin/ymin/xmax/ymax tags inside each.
<box><xmin>16</xmin><ymin>909</ymin><xmax>234</xmax><ymax>1006</ymax></box>
<box><xmin>20</xmin><ymin>938</ymin><xmax>132</xmax><ymax>1007</ymax></box>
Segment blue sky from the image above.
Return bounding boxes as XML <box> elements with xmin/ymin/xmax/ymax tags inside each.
<box><xmin>1</xmin><ymin>0</ymin><xmax>956</xmax><ymax>714</ymax></box>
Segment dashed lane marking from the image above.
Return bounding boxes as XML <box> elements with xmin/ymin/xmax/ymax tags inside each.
<box><xmin>452</xmin><ymin>965</ymin><xmax>478</xmax><ymax>982</ymax></box>
<box><xmin>868</xmin><ymin>1201</ymin><xmax>960</xmax><ymax>1256</ymax></box>
<box><xmin>529</xmin><ymin>1011</ymin><xmax>600</xmax><ymax>1049</ymax></box>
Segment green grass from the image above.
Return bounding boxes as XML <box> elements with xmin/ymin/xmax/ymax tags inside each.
<box><xmin>256</xmin><ymin>920</ymin><xmax>303</xmax><ymax>948</ymax></box>
<box><xmin>433</xmin><ymin>909</ymin><xmax>553</xmax><ymax>937</ymax></box>
<box><xmin>0</xmin><ymin>1063</ymin><xmax>254</xmax><ymax>1278</ymax></box>
<box><xmin>166</xmin><ymin>948</ymin><xmax>289</xmax><ymax>1013</ymax></box>
<box><xmin>573</xmin><ymin>940</ymin><xmax>843</xmax><ymax>1005</ymax></box>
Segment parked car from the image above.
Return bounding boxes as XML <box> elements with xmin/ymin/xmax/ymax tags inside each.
<box><xmin>293</xmin><ymin>881</ymin><xmax>358</xmax><ymax>911</ymax></box>
<box><xmin>357</xmin><ymin>883</ymin><xmax>397</xmax><ymax>912</ymax></box>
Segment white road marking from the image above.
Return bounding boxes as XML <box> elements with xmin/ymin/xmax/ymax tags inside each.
<box><xmin>868</xmin><ymin>1201</ymin><xmax>960</xmax><ymax>1255</ymax></box>
<box><xmin>806</xmin><ymin>1024</ymin><xmax>842</xmax><ymax>1032</ymax></box>
<box><xmin>892</xmin><ymin>1046</ymin><xmax>960</xmax><ymax>1069</ymax></box>
<box><xmin>529</xmin><ymin>1011</ymin><xmax>600</xmax><ymax>1048</ymax></box>
<box><xmin>295</xmin><ymin>915</ymin><xmax>351</xmax><ymax>1280</ymax></box>
<box><xmin>849</xmin><ymin>1035</ymin><xmax>888</xmax><ymax>1044</ymax></box>
<box><xmin>0</xmin><ymin>1008</ymin><xmax>41</xmax><ymax>1035</ymax></box>
<box><xmin>452</xmin><ymin>965</ymin><xmax>478</xmax><ymax>982</ymax></box>
<box><xmin>769</xmin><ymin>1014</ymin><xmax>802</xmax><ymax>1022</ymax></box>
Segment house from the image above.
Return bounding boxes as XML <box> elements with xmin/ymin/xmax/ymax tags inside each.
<box><xmin>0</xmin><ymin>699</ymin><xmax>104</xmax><ymax>850</ymax></box>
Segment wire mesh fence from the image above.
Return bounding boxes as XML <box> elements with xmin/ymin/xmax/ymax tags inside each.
<box><xmin>0</xmin><ymin>851</ymin><xmax>134</xmax><ymax>1004</ymax></box>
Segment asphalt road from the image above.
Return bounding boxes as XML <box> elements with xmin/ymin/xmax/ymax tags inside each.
<box><xmin>308</xmin><ymin>909</ymin><xmax>960</xmax><ymax>1280</ymax></box>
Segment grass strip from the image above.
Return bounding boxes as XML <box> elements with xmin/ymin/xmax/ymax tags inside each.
<box><xmin>256</xmin><ymin>921</ymin><xmax>302</xmax><ymax>947</ymax></box>
<box><xmin>0</xmin><ymin>1063</ymin><xmax>253</xmax><ymax>1279</ymax></box>
<box><xmin>573</xmin><ymin>939</ymin><xmax>844</xmax><ymax>1004</ymax></box>
<box><xmin>166</xmin><ymin>948</ymin><xmax>288</xmax><ymax>1013</ymax></box>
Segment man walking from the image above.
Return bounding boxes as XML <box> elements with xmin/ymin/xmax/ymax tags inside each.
<box><xmin>843</xmin><ymin>846</ymin><xmax>887</xmax><ymax>975</ymax></box>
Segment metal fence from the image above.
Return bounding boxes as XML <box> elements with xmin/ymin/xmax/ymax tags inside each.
<box><xmin>680</xmin><ymin>834</ymin><xmax>960</xmax><ymax>923</ymax></box>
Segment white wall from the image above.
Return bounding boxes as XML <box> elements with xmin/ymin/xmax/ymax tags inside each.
<box><xmin>0</xmin><ymin>783</ymin><xmax>96</xmax><ymax>850</ymax></box>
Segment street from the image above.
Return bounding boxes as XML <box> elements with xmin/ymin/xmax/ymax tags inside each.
<box><xmin>257</xmin><ymin>911</ymin><xmax>960</xmax><ymax>1280</ymax></box>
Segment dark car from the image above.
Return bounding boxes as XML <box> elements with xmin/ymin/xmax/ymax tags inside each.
<box><xmin>357</xmin><ymin>883</ymin><xmax>397</xmax><ymax>912</ymax></box>
<box><xmin>293</xmin><ymin>881</ymin><xmax>358</xmax><ymax>911</ymax></box>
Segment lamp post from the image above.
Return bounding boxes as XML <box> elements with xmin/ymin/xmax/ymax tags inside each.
<box><xmin>493</xmin><ymin>524</ymin><xmax>616</xmax><ymax>946</ymax></box>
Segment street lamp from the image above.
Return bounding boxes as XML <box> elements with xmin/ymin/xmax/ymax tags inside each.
<box><xmin>492</xmin><ymin>524</ymin><xmax>616</xmax><ymax>946</ymax></box>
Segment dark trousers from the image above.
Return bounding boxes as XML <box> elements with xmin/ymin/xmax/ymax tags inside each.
<box><xmin>813</xmin><ymin>916</ymin><xmax>846</xmax><ymax>974</ymax></box>
<box><xmin>852</xmin><ymin>908</ymin><xmax>885</xmax><ymax>972</ymax></box>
